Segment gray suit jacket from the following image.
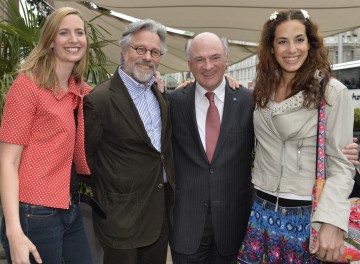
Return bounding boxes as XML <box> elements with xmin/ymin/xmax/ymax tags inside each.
<box><xmin>84</xmin><ymin>68</ymin><xmax>175</xmax><ymax>249</ymax></box>
<box><xmin>169</xmin><ymin>81</ymin><xmax>254</xmax><ymax>256</ymax></box>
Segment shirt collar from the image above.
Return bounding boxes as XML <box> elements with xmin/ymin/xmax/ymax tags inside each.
<box><xmin>195</xmin><ymin>77</ymin><xmax>226</xmax><ymax>103</ymax></box>
<box><xmin>54</xmin><ymin>76</ymin><xmax>82</xmax><ymax>101</ymax></box>
<box><xmin>118</xmin><ymin>67</ymin><xmax>156</xmax><ymax>100</ymax></box>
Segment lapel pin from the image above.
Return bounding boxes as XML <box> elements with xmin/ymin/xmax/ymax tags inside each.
<box><xmin>233</xmin><ymin>97</ymin><xmax>237</xmax><ymax>102</ymax></box>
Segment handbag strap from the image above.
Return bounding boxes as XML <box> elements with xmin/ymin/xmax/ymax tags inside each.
<box><xmin>316</xmin><ymin>101</ymin><xmax>326</xmax><ymax>181</ymax></box>
<box><xmin>311</xmin><ymin>100</ymin><xmax>326</xmax><ymax>211</ymax></box>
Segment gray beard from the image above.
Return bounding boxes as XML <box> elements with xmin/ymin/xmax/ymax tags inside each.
<box><xmin>132</xmin><ymin>67</ymin><xmax>155</xmax><ymax>84</ymax></box>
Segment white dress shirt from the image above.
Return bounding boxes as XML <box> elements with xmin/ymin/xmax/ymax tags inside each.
<box><xmin>195</xmin><ymin>78</ymin><xmax>226</xmax><ymax>150</ymax></box>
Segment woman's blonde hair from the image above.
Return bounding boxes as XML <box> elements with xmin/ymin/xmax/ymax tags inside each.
<box><xmin>19</xmin><ymin>7</ymin><xmax>89</xmax><ymax>91</ymax></box>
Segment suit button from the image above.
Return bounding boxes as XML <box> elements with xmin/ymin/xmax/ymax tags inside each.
<box><xmin>209</xmin><ymin>169</ymin><xmax>214</xmax><ymax>174</ymax></box>
<box><xmin>158</xmin><ymin>183</ymin><xmax>164</xmax><ymax>189</ymax></box>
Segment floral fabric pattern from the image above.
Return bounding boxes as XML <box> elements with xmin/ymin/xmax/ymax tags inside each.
<box><xmin>310</xmin><ymin>101</ymin><xmax>360</xmax><ymax>262</ymax></box>
<box><xmin>238</xmin><ymin>196</ymin><xmax>320</xmax><ymax>264</ymax></box>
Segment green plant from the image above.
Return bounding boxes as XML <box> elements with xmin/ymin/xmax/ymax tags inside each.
<box><xmin>79</xmin><ymin>179</ymin><xmax>94</xmax><ymax>197</ymax></box>
<box><xmin>0</xmin><ymin>0</ymin><xmax>41</xmax><ymax>120</ymax></box>
<box><xmin>0</xmin><ymin>0</ymin><xmax>116</xmax><ymax>122</ymax></box>
<box><xmin>0</xmin><ymin>0</ymin><xmax>116</xmax><ymax>196</ymax></box>
<box><xmin>354</xmin><ymin>108</ymin><xmax>360</xmax><ymax>129</ymax></box>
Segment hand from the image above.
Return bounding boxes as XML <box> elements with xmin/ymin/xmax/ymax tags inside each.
<box><xmin>174</xmin><ymin>80</ymin><xmax>194</xmax><ymax>90</ymax></box>
<box><xmin>342</xmin><ymin>138</ymin><xmax>359</xmax><ymax>167</ymax></box>
<box><xmin>224</xmin><ymin>73</ymin><xmax>242</xmax><ymax>90</ymax></box>
<box><xmin>154</xmin><ymin>71</ymin><xmax>165</xmax><ymax>93</ymax></box>
<box><xmin>311</xmin><ymin>223</ymin><xmax>345</xmax><ymax>262</ymax></box>
<box><xmin>9</xmin><ymin>232</ymin><xmax>42</xmax><ymax>263</ymax></box>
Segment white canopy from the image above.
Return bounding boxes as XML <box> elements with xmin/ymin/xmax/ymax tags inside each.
<box><xmin>54</xmin><ymin>1</ymin><xmax>258</xmax><ymax>73</ymax></box>
<box><xmin>54</xmin><ymin>0</ymin><xmax>360</xmax><ymax>73</ymax></box>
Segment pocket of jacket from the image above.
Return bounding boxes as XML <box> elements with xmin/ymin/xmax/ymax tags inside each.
<box><xmin>101</xmin><ymin>191</ymin><xmax>138</xmax><ymax>240</ymax></box>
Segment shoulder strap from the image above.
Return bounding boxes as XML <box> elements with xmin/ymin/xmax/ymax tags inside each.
<box><xmin>315</xmin><ymin>100</ymin><xmax>326</xmax><ymax>181</ymax></box>
<box><xmin>312</xmin><ymin>100</ymin><xmax>326</xmax><ymax>210</ymax></box>
<box><xmin>315</xmin><ymin>75</ymin><xmax>327</xmax><ymax>181</ymax></box>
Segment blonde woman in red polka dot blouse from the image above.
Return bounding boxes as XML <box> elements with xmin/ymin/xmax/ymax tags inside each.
<box><xmin>0</xmin><ymin>7</ymin><xmax>93</xmax><ymax>264</ymax></box>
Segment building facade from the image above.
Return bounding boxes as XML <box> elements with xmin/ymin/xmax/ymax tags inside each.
<box><xmin>164</xmin><ymin>28</ymin><xmax>360</xmax><ymax>90</ymax></box>
<box><xmin>227</xmin><ymin>28</ymin><xmax>360</xmax><ymax>88</ymax></box>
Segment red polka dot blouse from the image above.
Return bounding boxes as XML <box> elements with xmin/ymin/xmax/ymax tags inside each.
<box><xmin>0</xmin><ymin>73</ymin><xmax>91</xmax><ymax>209</ymax></box>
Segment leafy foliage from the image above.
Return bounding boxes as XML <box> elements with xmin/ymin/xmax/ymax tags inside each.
<box><xmin>355</xmin><ymin>108</ymin><xmax>360</xmax><ymax>128</ymax></box>
<box><xmin>0</xmin><ymin>0</ymin><xmax>116</xmax><ymax>121</ymax></box>
<box><xmin>25</xmin><ymin>0</ymin><xmax>51</xmax><ymax>25</ymax></box>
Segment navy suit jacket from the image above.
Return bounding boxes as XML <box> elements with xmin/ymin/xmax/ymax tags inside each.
<box><xmin>169</xmin><ymin>81</ymin><xmax>254</xmax><ymax>256</ymax></box>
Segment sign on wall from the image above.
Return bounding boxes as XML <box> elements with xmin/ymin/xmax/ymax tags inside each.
<box><xmin>350</xmin><ymin>89</ymin><xmax>360</xmax><ymax>108</ymax></box>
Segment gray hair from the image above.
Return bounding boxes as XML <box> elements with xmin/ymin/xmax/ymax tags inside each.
<box><xmin>185</xmin><ymin>34</ymin><xmax>229</xmax><ymax>61</ymax></box>
<box><xmin>120</xmin><ymin>19</ymin><xmax>167</xmax><ymax>64</ymax></box>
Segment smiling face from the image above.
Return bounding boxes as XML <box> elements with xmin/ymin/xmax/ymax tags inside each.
<box><xmin>121</xmin><ymin>30</ymin><xmax>162</xmax><ymax>86</ymax></box>
<box><xmin>273</xmin><ymin>20</ymin><xmax>310</xmax><ymax>80</ymax></box>
<box><xmin>50</xmin><ymin>14</ymin><xmax>87</xmax><ymax>69</ymax></box>
<box><xmin>188</xmin><ymin>33</ymin><xmax>228</xmax><ymax>91</ymax></box>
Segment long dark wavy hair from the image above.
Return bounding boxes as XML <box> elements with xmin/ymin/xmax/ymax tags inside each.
<box><xmin>253</xmin><ymin>9</ymin><xmax>332</xmax><ymax>109</ymax></box>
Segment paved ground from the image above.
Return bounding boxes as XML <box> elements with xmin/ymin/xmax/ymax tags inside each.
<box><xmin>167</xmin><ymin>246</ymin><xmax>173</xmax><ymax>264</ymax></box>
<box><xmin>0</xmin><ymin>204</ymin><xmax>173</xmax><ymax>264</ymax></box>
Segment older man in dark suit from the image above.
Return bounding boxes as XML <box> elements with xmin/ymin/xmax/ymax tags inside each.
<box><xmin>84</xmin><ymin>19</ymin><xmax>175</xmax><ymax>264</ymax></box>
<box><xmin>168</xmin><ymin>32</ymin><xmax>254</xmax><ymax>264</ymax></box>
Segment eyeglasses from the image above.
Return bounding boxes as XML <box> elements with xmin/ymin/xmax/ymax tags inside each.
<box><xmin>129</xmin><ymin>45</ymin><xmax>163</xmax><ymax>58</ymax></box>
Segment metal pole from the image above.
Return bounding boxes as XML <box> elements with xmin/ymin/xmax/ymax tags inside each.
<box><xmin>338</xmin><ymin>33</ymin><xmax>343</xmax><ymax>63</ymax></box>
